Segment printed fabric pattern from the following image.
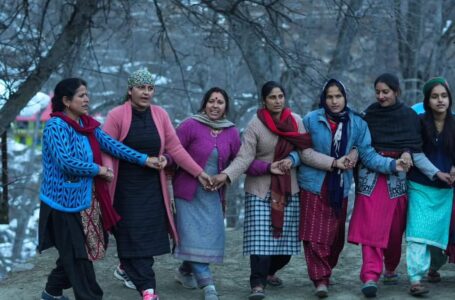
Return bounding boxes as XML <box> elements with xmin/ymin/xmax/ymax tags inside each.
<box><xmin>356</xmin><ymin>163</ymin><xmax>406</xmax><ymax>198</ymax></box>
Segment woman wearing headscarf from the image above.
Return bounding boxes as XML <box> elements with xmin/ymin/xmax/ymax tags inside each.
<box><xmin>102</xmin><ymin>69</ymin><xmax>211</xmax><ymax>300</ymax></box>
<box><xmin>405</xmin><ymin>77</ymin><xmax>455</xmax><ymax>296</ymax></box>
<box><xmin>348</xmin><ymin>73</ymin><xmax>439</xmax><ymax>297</ymax></box>
<box><xmin>297</xmin><ymin>78</ymin><xmax>405</xmax><ymax>298</ymax></box>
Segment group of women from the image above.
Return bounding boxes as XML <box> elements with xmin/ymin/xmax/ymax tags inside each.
<box><xmin>38</xmin><ymin>70</ymin><xmax>454</xmax><ymax>300</ymax></box>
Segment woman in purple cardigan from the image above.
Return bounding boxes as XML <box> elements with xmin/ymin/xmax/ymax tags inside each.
<box><xmin>171</xmin><ymin>87</ymin><xmax>276</xmax><ymax>300</ymax></box>
<box><xmin>169</xmin><ymin>87</ymin><xmax>237</xmax><ymax>300</ymax></box>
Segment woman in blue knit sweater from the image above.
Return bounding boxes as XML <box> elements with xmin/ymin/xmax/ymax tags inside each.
<box><xmin>38</xmin><ymin>78</ymin><xmax>159</xmax><ymax>300</ymax></box>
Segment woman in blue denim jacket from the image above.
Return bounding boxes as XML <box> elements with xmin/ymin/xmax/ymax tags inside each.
<box><xmin>295</xmin><ymin>79</ymin><xmax>403</xmax><ymax>298</ymax></box>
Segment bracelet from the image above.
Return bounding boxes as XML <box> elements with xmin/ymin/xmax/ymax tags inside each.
<box><xmin>331</xmin><ymin>159</ymin><xmax>337</xmax><ymax>169</ymax></box>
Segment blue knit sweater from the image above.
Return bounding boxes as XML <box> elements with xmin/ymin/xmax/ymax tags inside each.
<box><xmin>40</xmin><ymin>117</ymin><xmax>148</xmax><ymax>212</ymax></box>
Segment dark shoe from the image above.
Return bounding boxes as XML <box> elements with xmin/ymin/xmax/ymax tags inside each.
<box><xmin>174</xmin><ymin>268</ymin><xmax>197</xmax><ymax>289</ymax></box>
<box><xmin>315</xmin><ymin>284</ymin><xmax>328</xmax><ymax>298</ymax></box>
<box><xmin>361</xmin><ymin>280</ymin><xmax>378</xmax><ymax>298</ymax></box>
<box><xmin>409</xmin><ymin>283</ymin><xmax>429</xmax><ymax>296</ymax></box>
<box><xmin>266</xmin><ymin>275</ymin><xmax>283</xmax><ymax>288</ymax></box>
<box><xmin>248</xmin><ymin>285</ymin><xmax>265</xmax><ymax>300</ymax></box>
<box><xmin>41</xmin><ymin>290</ymin><xmax>69</xmax><ymax>300</ymax></box>
<box><xmin>427</xmin><ymin>270</ymin><xmax>441</xmax><ymax>283</ymax></box>
<box><xmin>383</xmin><ymin>273</ymin><xmax>399</xmax><ymax>285</ymax></box>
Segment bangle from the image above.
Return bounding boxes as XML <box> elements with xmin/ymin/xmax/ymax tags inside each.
<box><xmin>332</xmin><ymin>159</ymin><xmax>337</xmax><ymax>169</ymax></box>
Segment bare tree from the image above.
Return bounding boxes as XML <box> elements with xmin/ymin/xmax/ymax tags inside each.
<box><xmin>0</xmin><ymin>0</ymin><xmax>100</xmax><ymax>136</ymax></box>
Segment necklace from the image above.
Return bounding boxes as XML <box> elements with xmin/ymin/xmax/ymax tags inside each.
<box><xmin>210</xmin><ymin>129</ymin><xmax>222</xmax><ymax>137</ymax></box>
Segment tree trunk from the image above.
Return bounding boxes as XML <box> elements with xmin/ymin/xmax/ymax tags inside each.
<box><xmin>0</xmin><ymin>131</ymin><xmax>8</xmax><ymax>224</ymax></box>
<box><xmin>395</xmin><ymin>0</ymin><xmax>424</xmax><ymax>103</ymax></box>
<box><xmin>0</xmin><ymin>0</ymin><xmax>99</xmax><ymax>136</ymax></box>
<box><xmin>228</xmin><ymin>17</ymin><xmax>281</xmax><ymax>100</ymax></box>
<box><xmin>327</xmin><ymin>0</ymin><xmax>364</xmax><ymax>78</ymax></box>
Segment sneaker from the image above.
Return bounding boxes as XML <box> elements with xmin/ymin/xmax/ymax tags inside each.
<box><xmin>114</xmin><ymin>264</ymin><xmax>136</xmax><ymax>289</ymax></box>
<box><xmin>203</xmin><ymin>285</ymin><xmax>219</xmax><ymax>300</ymax></box>
<box><xmin>41</xmin><ymin>290</ymin><xmax>69</xmax><ymax>300</ymax></box>
<box><xmin>174</xmin><ymin>269</ymin><xmax>197</xmax><ymax>289</ymax></box>
<box><xmin>361</xmin><ymin>280</ymin><xmax>378</xmax><ymax>298</ymax></box>
<box><xmin>315</xmin><ymin>284</ymin><xmax>328</xmax><ymax>298</ymax></box>
<box><xmin>248</xmin><ymin>285</ymin><xmax>265</xmax><ymax>300</ymax></box>
<box><xmin>143</xmin><ymin>289</ymin><xmax>159</xmax><ymax>300</ymax></box>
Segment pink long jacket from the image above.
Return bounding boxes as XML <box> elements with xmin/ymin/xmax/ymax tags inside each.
<box><xmin>102</xmin><ymin>101</ymin><xmax>203</xmax><ymax>243</ymax></box>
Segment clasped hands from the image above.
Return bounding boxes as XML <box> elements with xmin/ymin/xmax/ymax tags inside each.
<box><xmin>99</xmin><ymin>155</ymin><xmax>168</xmax><ymax>182</ymax></box>
<box><xmin>199</xmin><ymin>158</ymin><xmax>295</xmax><ymax>192</ymax></box>
<box><xmin>98</xmin><ymin>166</ymin><xmax>114</xmax><ymax>182</ymax></box>
<box><xmin>435</xmin><ymin>165</ymin><xmax>455</xmax><ymax>186</ymax></box>
<box><xmin>145</xmin><ymin>155</ymin><xmax>168</xmax><ymax>170</ymax></box>
<box><xmin>332</xmin><ymin>148</ymin><xmax>359</xmax><ymax>170</ymax></box>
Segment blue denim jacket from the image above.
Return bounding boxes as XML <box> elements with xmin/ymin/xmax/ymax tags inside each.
<box><xmin>295</xmin><ymin>108</ymin><xmax>395</xmax><ymax>197</ymax></box>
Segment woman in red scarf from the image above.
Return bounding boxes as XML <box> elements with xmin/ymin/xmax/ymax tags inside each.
<box><xmin>38</xmin><ymin>78</ymin><xmax>160</xmax><ymax>300</ymax></box>
<box><xmin>212</xmin><ymin>81</ymin><xmax>330</xmax><ymax>300</ymax></box>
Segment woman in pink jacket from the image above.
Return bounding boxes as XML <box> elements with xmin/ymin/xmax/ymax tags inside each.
<box><xmin>102</xmin><ymin>69</ymin><xmax>211</xmax><ymax>300</ymax></box>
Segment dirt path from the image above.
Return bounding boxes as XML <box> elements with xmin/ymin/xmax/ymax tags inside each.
<box><xmin>1</xmin><ymin>228</ymin><xmax>454</xmax><ymax>300</ymax></box>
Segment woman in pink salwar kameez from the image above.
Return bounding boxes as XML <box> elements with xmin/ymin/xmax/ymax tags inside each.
<box><xmin>348</xmin><ymin>73</ymin><xmax>422</xmax><ymax>297</ymax></box>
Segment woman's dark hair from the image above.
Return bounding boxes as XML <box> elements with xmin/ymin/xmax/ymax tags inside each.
<box><xmin>374</xmin><ymin>73</ymin><xmax>401</xmax><ymax>95</ymax></box>
<box><xmin>198</xmin><ymin>87</ymin><xmax>230</xmax><ymax>116</ymax></box>
<box><xmin>261</xmin><ymin>81</ymin><xmax>285</xmax><ymax>102</ymax></box>
<box><xmin>52</xmin><ymin>78</ymin><xmax>87</xmax><ymax>112</ymax></box>
<box><xmin>421</xmin><ymin>82</ymin><xmax>455</xmax><ymax>161</ymax></box>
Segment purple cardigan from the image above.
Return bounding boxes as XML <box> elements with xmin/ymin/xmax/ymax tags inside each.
<box><xmin>168</xmin><ymin>118</ymin><xmax>269</xmax><ymax>202</ymax></box>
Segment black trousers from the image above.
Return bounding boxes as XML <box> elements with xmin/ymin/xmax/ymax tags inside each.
<box><xmin>120</xmin><ymin>257</ymin><xmax>156</xmax><ymax>294</ymax></box>
<box><xmin>45</xmin><ymin>213</ymin><xmax>103</xmax><ymax>300</ymax></box>
<box><xmin>249</xmin><ymin>255</ymin><xmax>291</xmax><ymax>288</ymax></box>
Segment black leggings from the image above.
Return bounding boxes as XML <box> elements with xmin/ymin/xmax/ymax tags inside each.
<box><xmin>120</xmin><ymin>257</ymin><xmax>156</xmax><ymax>294</ymax></box>
<box><xmin>249</xmin><ymin>255</ymin><xmax>291</xmax><ymax>288</ymax></box>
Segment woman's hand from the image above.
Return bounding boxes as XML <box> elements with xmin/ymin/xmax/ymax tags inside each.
<box><xmin>146</xmin><ymin>156</ymin><xmax>167</xmax><ymax>170</ymax></box>
<box><xmin>278</xmin><ymin>158</ymin><xmax>293</xmax><ymax>172</ymax></box>
<box><xmin>345</xmin><ymin>147</ymin><xmax>359</xmax><ymax>168</ymax></box>
<box><xmin>211</xmin><ymin>173</ymin><xmax>228</xmax><ymax>190</ymax></box>
<box><xmin>157</xmin><ymin>155</ymin><xmax>167</xmax><ymax>169</ymax></box>
<box><xmin>450</xmin><ymin>166</ymin><xmax>455</xmax><ymax>183</ymax></box>
<box><xmin>270</xmin><ymin>159</ymin><xmax>292</xmax><ymax>175</ymax></box>
<box><xmin>395</xmin><ymin>158</ymin><xmax>410</xmax><ymax>172</ymax></box>
<box><xmin>198</xmin><ymin>172</ymin><xmax>214</xmax><ymax>190</ymax></box>
<box><xmin>332</xmin><ymin>156</ymin><xmax>351</xmax><ymax>170</ymax></box>
<box><xmin>436</xmin><ymin>171</ymin><xmax>453</xmax><ymax>186</ymax></box>
<box><xmin>400</xmin><ymin>152</ymin><xmax>413</xmax><ymax>169</ymax></box>
<box><xmin>98</xmin><ymin>165</ymin><xmax>114</xmax><ymax>182</ymax></box>
<box><xmin>270</xmin><ymin>161</ymin><xmax>285</xmax><ymax>175</ymax></box>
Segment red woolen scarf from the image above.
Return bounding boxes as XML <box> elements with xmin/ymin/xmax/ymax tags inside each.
<box><xmin>257</xmin><ymin>108</ymin><xmax>312</xmax><ymax>237</ymax></box>
<box><xmin>51</xmin><ymin>112</ymin><xmax>121</xmax><ymax>232</ymax></box>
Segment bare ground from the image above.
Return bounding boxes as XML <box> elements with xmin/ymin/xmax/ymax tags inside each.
<box><xmin>1</xmin><ymin>228</ymin><xmax>455</xmax><ymax>300</ymax></box>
